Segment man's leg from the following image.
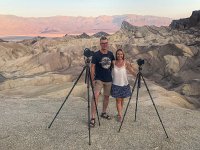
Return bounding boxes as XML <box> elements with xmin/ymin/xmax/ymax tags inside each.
<box><xmin>102</xmin><ymin>95</ymin><xmax>109</xmax><ymax>113</ymax></box>
<box><xmin>102</xmin><ymin>81</ymin><xmax>112</xmax><ymax>115</ymax></box>
<box><xmin>91</xmin><ymin>92</ymin><xmax>100</xmax><ymax>119</ymax></box>
<box><xmin>91</xmin><ymin>80</ymin><xmax>103</xmax><ymax>119</ymax></box>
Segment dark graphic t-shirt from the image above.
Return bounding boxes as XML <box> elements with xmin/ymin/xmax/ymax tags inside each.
<box><xmin>91</xmin><ymin>50</ymin><xmax>115</xmax><ymax>82</ymax></box>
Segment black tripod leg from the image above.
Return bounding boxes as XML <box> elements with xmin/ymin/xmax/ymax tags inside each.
<box><xmin>134</xmin><ymin>77</ymin><xmax>140</xmax><ymax>122</ymax></box>
<box><xmin>86</xmin><ymin>67</ymin><xmax>91</xmax><ymax>145</ymax></box>
<box><xmin>89</xmin><ymin>70</ymin><xmax>100</xmax><ymax>126</ymax></box>
<box><xmin>141</xmin><ymin>74</ymin><xmax>169</xmax><ymax>138</ymax></box>
<box><xmin>48</xmin><ymin>66</ymin><xmax>86</xmax><ymax>129</ymax></box>
<box><xmin>118</xmin><ymin>73</ymin><xmax>139</xmax><ymax>132</ymax></box>
<box><xmin>85</xmin><ymin>66</ymin><xmax>88</xmax><ymax>84</ymax></box>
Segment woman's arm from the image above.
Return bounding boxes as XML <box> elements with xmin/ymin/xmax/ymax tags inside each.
<box><xmin>125</xmin><ymin>61</ymin><xmax>137</xmax><ymax>76</ymax></box>
<box><xmin>112</xmin><ymin>60</ymin><xmax>115</xmax><ymax>68</ymax></box>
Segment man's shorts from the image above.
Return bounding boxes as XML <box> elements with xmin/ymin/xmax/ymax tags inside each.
<box><xmin>94</xmin><ymin>80</ymin><xmax>112</xmax><ymax>96</ymax></box>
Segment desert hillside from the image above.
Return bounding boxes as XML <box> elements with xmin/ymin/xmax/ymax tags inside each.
<box><xmin>0</xmin><ymin>11</ymin><xmax>199</xmax><ymax>108</ymax></box>
<box><xmin>0</xmin><ymin>10</ymin><xmax>200</xmax><ymax>150</ymax></box>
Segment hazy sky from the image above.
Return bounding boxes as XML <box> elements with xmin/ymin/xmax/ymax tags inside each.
<box><xmin>0</xmin><ymin>0</ymin><xmax>199</xmax><ymax>19</ymax></box>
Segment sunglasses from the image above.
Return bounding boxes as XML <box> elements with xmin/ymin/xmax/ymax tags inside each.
<box><xmin>100</xmin><ymin>42</ymin><xmax>108</xmax><ymax>44</ymax></box>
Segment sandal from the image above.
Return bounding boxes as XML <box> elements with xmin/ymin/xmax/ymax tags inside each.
<box><xmin>117</xmin><ymin>115</ymin><xmax>122</xmax><ymax>122</ymax></box>
<box><xmin>89</xmin><ymin>118</ymin><xmax>95</xmax><ymax>128</ymax></box>
<box><xmin>101</xmin><ymin>112</ymin><xmax>111</xmax><ymax>120</ymax></box>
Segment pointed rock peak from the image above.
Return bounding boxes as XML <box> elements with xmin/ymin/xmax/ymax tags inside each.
<box><xmin>121</xmin><ymin>21</ymin><xmax>132</xmax><ymax>28</ymax></box>
<box><xmin>92</xmin><ymin>31</ymin><xmax>110</xmax><ymax>38</ymax></box>
<box><xmin>76</xmin><ymin>32</ymin><xmax>90</xmax><ymax>39</ymax></box>
<box><xmin>121</xmin><ymin>21</ymin><xmax>136</xmax><ymax>31</ymax></box>
<box><xmin>81</xmin><ymin>32</ymin><xmax>89</xmax><ymax>36</ymax></box>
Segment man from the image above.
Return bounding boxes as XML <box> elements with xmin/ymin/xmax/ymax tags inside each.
<box><xmin>90</xmin><ymin>36</ymin><xmax>115</xmax><ymax>127</ymax></box>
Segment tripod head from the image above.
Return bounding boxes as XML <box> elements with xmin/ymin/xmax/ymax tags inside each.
<box><xmin>84</xmin><ymin>48</ymin><xmax>94</xmax><ymax>66</ymax></box>
<box><xmin>137</xmin><ymin>59</ymin><xmax>144</xmax><ymax>72</ymax></box>
<box><xmin>84</xmin><ymin>48</ymin><xmax>94</xmax><ymax>58</ymax></box>
<box><xmin>136</xmin><ymin>58</ymin><xmax>145</xmax><ymax>88</ymax></box>
<box><xmin>84</xmin><ymin>57</ymin><xmax>92</xmax><ymax>66</ymax></box>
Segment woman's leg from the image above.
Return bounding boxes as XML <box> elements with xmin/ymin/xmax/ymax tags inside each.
<box><xmin>121</xmin><ymin>99</ymin><xmax>124</xmax><ymax>110</ymax></box>
<box><xmin>116</xmin><ymin>98</ymin><xmax>123</xmax><ymax>121</ymax></box>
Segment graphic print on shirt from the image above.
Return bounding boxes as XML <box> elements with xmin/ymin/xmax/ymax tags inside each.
<box><xmin>99</xmin><ymin>57</ymin><xmax>111</xmax><ymax>69</ymax></box>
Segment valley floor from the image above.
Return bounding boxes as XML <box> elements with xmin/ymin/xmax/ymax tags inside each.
<box><xmin>0</xmin><ymin>90</ymin><xmax>200</xmax><ymax>150</ymax></box>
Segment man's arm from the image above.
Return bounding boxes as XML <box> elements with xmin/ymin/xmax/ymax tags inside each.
<box><xmin>90</xmin><ymin>63</ymin><xmax>95</xmax><ymax>81</ymax></box>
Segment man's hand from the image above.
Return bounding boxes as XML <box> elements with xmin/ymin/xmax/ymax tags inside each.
<box><xmin>92</xmin><ymin>80</ymin><xmax>96</xmax><ymax>88</ymax></box>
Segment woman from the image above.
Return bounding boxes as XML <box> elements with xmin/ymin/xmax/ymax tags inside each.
<box><xmin>111</xmin><ymin>49</ymin><xmax>136</xmax><ymax>122</ymax></box>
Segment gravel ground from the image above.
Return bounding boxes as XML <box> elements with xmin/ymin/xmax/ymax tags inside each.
<box><xmin>0</xmin><ymin>94</ymin><xmax>200</xmax><ymax>150</ymax></box>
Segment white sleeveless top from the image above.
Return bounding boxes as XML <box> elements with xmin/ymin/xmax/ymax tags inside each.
<box><xmin>112</xmin><ymin>64</ymin><xmax>129</xmax><ymax>86</ymax></box>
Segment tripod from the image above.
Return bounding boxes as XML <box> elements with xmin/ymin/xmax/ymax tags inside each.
<box><xmin>48</xmin><ymin>57</ymin><xmax>100</xmax><ymax>145</ymax></box>
<box><xmin>118</xmin><ymin>65</ymin><xmax>169</xmax><ymax>138</ymax></box>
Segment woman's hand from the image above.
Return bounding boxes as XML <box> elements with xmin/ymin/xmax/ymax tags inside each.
<box><xmin>126</xmin><ymin>61</ymin><xmax>137</xmax><ymax>76</ymax></box>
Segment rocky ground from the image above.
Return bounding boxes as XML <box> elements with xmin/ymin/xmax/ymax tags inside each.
<box><xmin>0</xmin><ymin>79</ymin><xmax>199</xmax><ymax>150</ymax></box>
<box><xmin>0</xmin><ymin>95</ymin><xmax>200</xmax><ymax>150</ymax></box>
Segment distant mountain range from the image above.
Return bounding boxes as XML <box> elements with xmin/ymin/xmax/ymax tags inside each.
<box><xmin>0</xmin><ymin>14</ymin><xmax>172</xmax><ymax>36</ymax></box>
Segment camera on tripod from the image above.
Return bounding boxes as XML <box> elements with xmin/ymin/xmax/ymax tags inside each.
<box><xmin>49</xmin><ymin>48</ymin><xmax>100</xmax><ymax>145</ymax></box>
<box><xmin>84</xmin><ymin>48</ymin><xmax>94</xmax><ymax>58</ymax></box>
<box><xmin>84</xmin><ymin>48</ymin><xmax>94</xmax><ymax>64</ymax></box>
<box><xmin>137</xmin><ymin>59</ymin><xmax>144</xmax><ymax>66</ymax></box>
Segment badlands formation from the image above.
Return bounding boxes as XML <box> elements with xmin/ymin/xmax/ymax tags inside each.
<box><xmin>0</xmin><ymin>11</ymin><xmax>199</xmax><ymax>150</ymax></box>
